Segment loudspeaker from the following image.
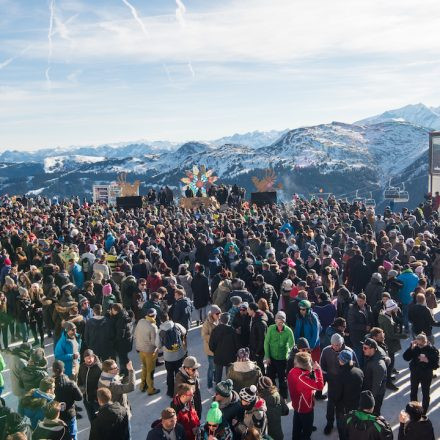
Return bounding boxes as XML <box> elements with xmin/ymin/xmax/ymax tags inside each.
<box><xmin>116</xmin><ymin>196</ymin><xmax>143</xmax><ymax>210</ymax></box>
<box><xmin>250</xmin><ymin>191</ymin><xmax>277</xmax><ymax>206</ymax></box>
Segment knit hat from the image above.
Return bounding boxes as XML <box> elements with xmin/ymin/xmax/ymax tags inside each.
<box><xmin>206</xmin><ymin>402</ymin><xmax>223</xmax><ymax>425</ymax></box>
<box><xmin>382</xmin><ymin>292</ymin><xmax>391</xmax><ymax>299</ymax></box>
<box><xmin>281</xmin><ymin>279</ymin><xmax>293</xmax><ymax>291</ymax></box>
<box><xmin>220</xmin><ymin>313</ymin><xmax>230</xmax><ymax>324</ymax></box>
<box><xmin>371</xmin><ymin>273</ymin><xmax>382</xmax><ymax>282</ymax></box>
<box><xmin>239</xmin><ymin>385</ymin><xmax>257</xmax><ymax>403</ymax></box>
<box><xmin>363</xmin><ymin>338</ymin><xmax>378</xmax><ymax>350</ymax></box>
<box><xmin>230</xmin><ymin>296</ymin><xmax>242</xmax><ymax>306</ymax></box>
<box><xmin>239</xmin><ymin>302</ymin><xmax>249</xmax><ymax>310</ymax></box>
<box><xmin>331</xmin><ymin>333</ymin><xmax>344</xmax><ymax>346</ymax></box>
<box><xmin>102</xmin><ymin>283</ymin><xmax>112</xmax><ymax>297</ymax></box>
<box><xmin>359</xmin><ymin>390</ymin><xmax>375</xmax><ymax>410</ymax></box>
<box><xmin>39</xmin><ymin>377</ymin><xmax>55</xmax><ymax>393</ymax></box>
<box><xmin>30</xmin><ymin>348</ymin><xmax>47</xmax><ymax>368</ymax></box>
<box><xmin>275</xmin><ymin>311</ymin><xmax>286</xmax><ymax>322</ymax></box>
<box><xmin>338</xmin><ymin>349</ymin><xmax>353</xmax><ymax>364</ymax></box>
<box><xmin>210</xmin><ymin>305</ymin><xmax>221</xmax><ymax>315</ymax></box>
<box><xmin>388</xmin><ymin>270</ymin><xmax>398</xmax><ymax>278</ymax></box>
<box><xmin>161</xmin><ymin>407</ymin><xmax>176</xmax><ymax>420</ymax></box>
<box><xmin>215</xmin><ymin>379</ymin><xmax>233</xmax><ymax>397</ymax></box>
<box><xmin>183</xmin><ymin>356</ymin><xmax>201</xmax><ymax>369</ymax></box>
<box><xmin>297</xmin><ymin>337</ymin><xmax>310</xmax><ymax>350</ymax></box>
<box><xmin>298</xmin><ymin>300</ymin><xmax>311</xmax><ymax>309</ymax></box>
<box><xmin>257</xmin><ymin>376</ymin><xmax>273</xmax><ymax>390</ymax></box>
<box><xmin>385</xmin><ymin>299</ymin><xmax>398</xmax><ymax>313</ymax></box>
<box><xmin>237</xmin><ymin>347</ymin><xmax>250</xmax><ymax>361</ymax></box>
<box><xmin>382</xmin><ymin>260</ymin><xmax>393</xmax><ymax>272</ymax></box>
<box><xmin>78</xmin><ymin>295</ymin><xmax>88</xmax><ymax>306</ymax></box>
<box><xmin>294</xmin><ymin>351</ymin><xmax>312</xmax><ymax>371</ymax></box>
<box><xmin>415</xmin><ymin>265</ymin><xmax>424</xmax><ymax>275</ymax></box>
<box><xmin>4</xmin><ymin>258</ymin><xmax>11</xmax><ymax>266</ymax></box>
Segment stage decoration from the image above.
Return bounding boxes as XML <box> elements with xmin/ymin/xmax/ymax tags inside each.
<box><xmin>179</xmin><ymin>196</ymin><xmax>220</xmax><ymax>210</ymax></box>
<box><xmin>181</xmin><ymin>165</ymin><xmax>218</xmax><ymax>196</ymax></box>
<box><xmin>117</xmin><ymin>172</ymin><xmax>140</xmax><ymax>197</ymax></box>
<box><xmin>252</xmin><ymin>168</ymin><xmax>283</xmax><ymax>192</ymax></box>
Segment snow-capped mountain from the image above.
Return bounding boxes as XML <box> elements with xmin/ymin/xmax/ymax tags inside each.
<box><xmin>209</xmin><ymin>130</ymin><xmax>287</xmax><ymax>149</ymax></box>
<box><xmin>0</xmin><ymin>119</ymin><xmax>429</xmax><ymax>208</ymax></box>
<box><xmin>355</xmin><ymin>103</ymin><xmax>440</xmax><ymax>130</ymax></box>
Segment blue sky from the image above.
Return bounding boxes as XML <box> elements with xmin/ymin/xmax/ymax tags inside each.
<box><xmin>1</xmin><ymin>0</ymin><xmax>440</xmax><ymax>150</ymax></box>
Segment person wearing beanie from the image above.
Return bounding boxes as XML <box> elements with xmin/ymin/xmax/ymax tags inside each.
<box><xmin>286</xmin><ymin>336</ymin><xmax>311</xmax><ymax>373</ymax></box>
<box><xmin>362</xmin><ymin>338</ymin><xmax>387</xmax><ymax>416</ymax></box>
<box><xmin>333</xmin><ymin>349</ymin><xmax>364</xmax><ymax>439</ymax></box>
<box><xmin>294</xmin><ymin>299</ymin><xmax>321</xmax><ymax>363</ymax></box>
<box><xmin>385</xmin><ymin>270</ymin><xmax>403</xmax><ymax>302</ymax></box>
<box><xmin>287</xmin><ymin>352</ymin><xmax>323</xmax><ymax>440</ymax></box>
<box><xmin>174</xmin><ymin>356</ymin><xmax>202</xmax><ymax>418</ymax></box>
<box><xmin>228</xmin><ymin>296</ymin><xmax>242</xmax><ymax>322</ymax></box>
<box><xmin>78</xmin><ymin>349</ymin><xmax>102</xmax><ymax>422</ymax></box>
<box><xmin>227</xmin><ymin>347</ymin><xmax>262</xmax><ymax>393</ymax></box>
<box><xmin>52</xmin><ymin>359</ymin><xmax>82</xmax><ymax>439</ymax></box>
<box><xmin>347</xmin><ymin>293</ymin><xmax>374</xmax><ymax>366</ymax></box>
<box><xmin>364</xmin><ymin>273</ymin><xmax>384</xmax><ymax>307</ymax></box>
<box><xmin>18</xmin><ymin>376</ymin><xmax>55</xmax><ymax>429</ymax></box>
<box><xmin>134</xmin><ymin>306</ymin><xmax>160</xmax><ymax>395</ymax></box>
<box><xmin>257</xmin><ymin>376</ymin><xmax>285</xmax><ymax>440</ymax></box>
<box><xmin>19</xmin><ymin>348</ymin><xmax>49</xmax><ymax>393</ymax></box>
<box><xmin>201</xmin><ymin>402</ymin><xmax>233</xmax><ymax>440</ymax></box>
<box><xmin>398</xmin><ymin>401</ymin><xmax>435</xmax><ymax>440</ymax></box>
<box><xmin>100</xmin><ymin>282</ymin><xmax>115</xmax><ymax>315</ymax></box>
<box><xmin>319</xmin><ymin>332</ymin><xmax>358</xmax><ymax>435</ymax></box>
<box><xmin>209</xmin><ymin>312</ymin><xmax>240</xmax><ymax>383</ymax></box>
<box><xmin>202</xmin><ymin>305</ymin><xmax>221</xmax><ymax>391</ymax></box>
<box><xmin>378</xmin><ymin>300</ymin><xmax>407</xmax><ymax>392</ymax></box>
<box><xmin>214</xmin><ymin>379</ymin><xmax>243</xmax><ymax>426</ymax></box>
<box><xmin>233</xmin><ymin>385</ymin><xmax>268</xmax><ymax>438</ymax></box>
<box><xmin>79</xmin><ymin>296</ymin><xmax>94</xmax><ymax>322</ymax></box>
<box><xmin>263</xmin><ymin>309</ymin><xmax>294</xmax><ymax>398</ymax></box>
<box><xmin>341</xmin><ymin>390</ymin><xmax>392</xmax><ymax>440</ymax></box>
<box><xmin>54</xmin><ymin>320</ymin><xmax>81</xmax><ymax>380</ymax></box>
<box><xmin>248</xmin><ymin>302</ymin><xmax>268</xmax><ymax>372</ymax></box>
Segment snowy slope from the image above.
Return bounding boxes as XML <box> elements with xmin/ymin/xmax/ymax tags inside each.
<box><xmin>355</xmin><ymin>103</ymin><xmax>440</xmax><ymax>130</ymax></box>
<box><xmin>44</xmin><ymin>155</ymin><xmax>106</xmax><ymax>173</ymax></box>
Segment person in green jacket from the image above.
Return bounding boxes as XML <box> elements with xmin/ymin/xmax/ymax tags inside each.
<box><xmin>264</xmin><ymin>311</ymin><xmax>294</xmax><ymax>398</ymax></box>
<box><xmin>0</xmin><ymin>352</ymin><xmax>5</xmax><ymax>396</ymax></box>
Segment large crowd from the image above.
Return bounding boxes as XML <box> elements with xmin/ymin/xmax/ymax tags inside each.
<box><xmin>0</xmin><ymin>191</ymin><xmax>439</xmax><ymax>440</ymax></box>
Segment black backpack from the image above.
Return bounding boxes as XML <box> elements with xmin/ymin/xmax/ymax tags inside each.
<box><xmin>162</xmin><ymin>325</ymin><xmax>183</xmax><ymax>352</ymax></box>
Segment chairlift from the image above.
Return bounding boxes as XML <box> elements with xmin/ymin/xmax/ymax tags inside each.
<box><xmin>365</xmin><ymin>192</ymin><xmax>376</xmax><ymax>208</ymax></box>
<box><xmin>394</xmin><ymin>184</ymin><xmax>409</xmax><ymax>203</ymax></box>
<box><xmin>353</xmin><ymin>190</ymin><xmax>365</xmax><ymax>205</ymax></box>
<box><xmin>384</xmin><ymin>178</ymin><xmax>400</xmax><ymax>199</ymax></box>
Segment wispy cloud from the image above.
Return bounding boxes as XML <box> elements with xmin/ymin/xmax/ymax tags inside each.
<box><xmin>0</xmin><ymin>44</ymin><xmax>32</xmax><ymax>70</ymax></box>
<box><xmin>121</xmin><ymin>0</ymin><xmax>149</xmax><ymax>38</ymax></box>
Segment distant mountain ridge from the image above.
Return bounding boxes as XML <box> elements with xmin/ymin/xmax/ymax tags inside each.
<box><xmin>0</xmin><ymin>104</ymin><xmax>435</xmax><ymax>208</ymax></box>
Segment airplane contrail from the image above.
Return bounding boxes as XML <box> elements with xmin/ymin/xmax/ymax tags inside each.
<box><xmin>46</xmin><ymin>0</ymin><xmax>56</xmax><ymax>88</ymax></box>
<box><xmin>0</xmin><ymin>44</ymin><xmax>33</xmax><ymax>70</ymax></box>
<box><xmin>175</xmin><ymin>0</ymin><xmax>195</xmax><ymax>80</ymax></box>
<box><xmin>121</xmin><ymin>0</ymin><xmax>149</xmax><ymax>37</ymax></box>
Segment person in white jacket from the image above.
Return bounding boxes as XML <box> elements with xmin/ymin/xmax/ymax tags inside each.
<box><xmin>134</xmin><ymin>308</ymin><xmax>159</xmax><ymax>395</ymax></box>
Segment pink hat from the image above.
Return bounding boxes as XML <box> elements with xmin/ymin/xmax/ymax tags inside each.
<box><xmin>102</xmin><ymin>283</ymin><xmax>112</xmax><ymax>296</ymax></box>
<box><xmin>382</xmin><ymin>260</ymin><xmax>392</xmax><ymax>272</ymax></box>
<box><xmin>4</xmin><ymin>258</ymin><xmax>11</xmax><ymax>266</ymax></box>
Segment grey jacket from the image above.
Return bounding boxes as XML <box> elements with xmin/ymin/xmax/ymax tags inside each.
<box><xmin>362</xmin><ymin>350</ymin><xmax>387</xmax><ymax>398</ymax></box>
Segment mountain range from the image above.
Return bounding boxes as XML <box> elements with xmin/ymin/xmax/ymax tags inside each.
<box><xmin>0</xmin><ymin>103</ymin><xmax>435</xmax><ymax>208</ymax></box>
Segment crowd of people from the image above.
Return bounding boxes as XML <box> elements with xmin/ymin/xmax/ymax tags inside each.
<box><xmin>0</xmin><ymin>192</ymin><xmax>439</xmax><ymax>440</ymax></box>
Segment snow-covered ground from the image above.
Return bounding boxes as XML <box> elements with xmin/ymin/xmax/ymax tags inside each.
<box><xmin>2</xmin><ymin>308</ymin><xmax>440</xmax><ymax>440</ymax></box>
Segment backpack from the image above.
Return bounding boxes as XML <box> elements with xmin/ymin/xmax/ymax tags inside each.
<box><xmin>161</xmin><ymin>325</ymin><xmax>183</xmax><ymax>352</ymax></box>
<box><xmin>80</xmin><ymin>257</ymin><xmax>91</xmax><ymax>273</ymax></box>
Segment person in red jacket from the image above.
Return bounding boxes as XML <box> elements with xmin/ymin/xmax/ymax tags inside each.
<box><xmin>147</xmin><ymin>268</ymin><xmax>163</xmax><ymax>294</ymax></box>
<box><xmin>171</xmin><ymin>383</ymin><xmax>200</xmax><ymax>440</ymax></box>
<box><xmin>287</xmin><ymin>351</ymin><xmax>324</xmax><ymax>440</ymax></box>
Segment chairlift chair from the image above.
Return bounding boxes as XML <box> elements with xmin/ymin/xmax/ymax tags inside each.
<box><xmin>384</xmin><ymin>178</ymin><xmax>400</xmax><ymax>199</ymax></box>
<box><xmin>365</xmin><ymin>193</ymin><xmax>376</xmax><ymax>208</ymax></box>
<box><xmin>394</xmin><ymin>190</ymin><xmax>409</xmax><ymax>203</ymax></box>
<box><xmin>352</xmin><ymin>190</ymin><xmax>365</xmax><ymax>205</ymax></box>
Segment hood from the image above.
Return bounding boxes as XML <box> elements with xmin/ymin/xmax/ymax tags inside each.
<box><xmin>160</xmin><ymin>320</ymin><xmax>175</xmax><ymax>331</ymax></box>
<box><xmin>231</xmin><ymin>360</ymin><xmax>258</xmax><ymax>373</ymax></box>
<box><xmin>254</xmin><ymin>310</ymin><xmax>268</xmax><ymax>322</ymax></box>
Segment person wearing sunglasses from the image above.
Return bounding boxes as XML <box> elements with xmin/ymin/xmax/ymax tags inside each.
<box><xmin>200</xmin><ymin>402</ymin><xmax>233</xmax><ymax>440</ymax></box>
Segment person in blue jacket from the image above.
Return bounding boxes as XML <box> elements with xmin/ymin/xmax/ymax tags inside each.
<box><xmin>69</xmin><ymin>259</ymin><xmax>84</xmax><ymax>290</ymax></box>
<box><xmin>294</xmin><ymin>300</ymin><xmax>321</xmax><ymax>362</ymax></box>
<box><xmin>54</xmin><ymin>321</ymin><xmax>81</xmax><ymax>379</ymax></box>
<box><xmin>397</xmin><ymin>265</ymin><xmax>419</xmax><ymax>332</ymax></box>
<box><xmin>105</xmin><ymin>233</ymin><xmax>116</xmax><ymax>252</ymax></box>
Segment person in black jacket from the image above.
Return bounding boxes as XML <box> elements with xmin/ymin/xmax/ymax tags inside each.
<box><xmin>231</xmin><ymin>303</ymin><xmax>251</xmax><ymax>348</ymax></box>
<box><xmin>77</xmin><ymin>349</ymin><xmax>102</xmax><ymax>422</ymax></box>
<box><xmin>209</xmin><ymin>313</ymin><xmax>239</xmax><ymax>383</ymax></box>
<box><xmin>169</xmin><ymin>290</ymin><xmax>194</xmax><ymax>331</ymax></box>
<box><xmin>398</xmin><ymin>400</ymin><xmax>435</xmax><ymax>440</ymax></box>
<box><xmin>248</xmin><ymin>303</ymin><xmax>268</xmax><ymax>372</ymax></box>
<box><xmin>84</xmin><ymin>305</ymin><xmax>115</xmax><ymax>362</ymax></box>
<box><xmin>333</xmin><ymin>349</ymin><xmax>364</xmax><ymax>439</ymax></box>
<box><xmin>146</xmin><ymin>407</ymin><xmax>185</xmax><ymax>440</ymax></box>
<box><xmin>52</xmin><ymin>360</ymin><xmax>82</xmax><ymax>440</ymax></box>
<box><xmin>90</xmin><ymin>387</ymin><xmax>129</xmax><ymax>440</ymax></box>
<box><xmin>110</xmin><ymin>303</ymin><xmax>133</xmax><ymax>377</ymax></box>
<box><xmin>191</xmin><ymin>264</ymin><xmax>210</xmax><ymax>325</ymax></box>
<box><xmin>402</xmin><ymin>333</ymin><xmax>440</xmax><ymax>414</ymax></box>
<box><xmin>225</xmin><ymin>279</ymin><xmax>255</xmax><ymax>311</ymax></box>
<box><xmin>408</xmin><ymin>293</ymin><xmax>440</xmax><ymax>343</ymax></box>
